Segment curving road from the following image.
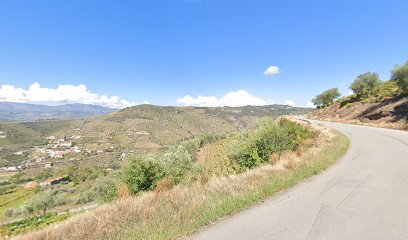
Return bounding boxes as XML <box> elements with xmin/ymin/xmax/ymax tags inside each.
<box><xmin>193</xmin><ymin>121</ymin><xmax>408</xmax><ymax>240</ymax></box>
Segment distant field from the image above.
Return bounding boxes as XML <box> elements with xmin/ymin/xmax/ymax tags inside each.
<box><xmin>0</xmin><ymin>188</ymin><xmax>36</xmax><ymax>221</ymax></box>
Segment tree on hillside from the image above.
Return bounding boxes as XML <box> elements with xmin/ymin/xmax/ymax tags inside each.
<box><xmin>24</xmin><ymin>191</ymin><xmax>55</xmax><ymax>215</ymax></box>
<box><xmin>312</xmin><ymin>88</ymin><xmax>341</xmax><ymax>108</ymax></box>
<box><xmin>349</xmin><ymin>72</ymin><xmax>383</xmax><ymax>100</ymax></box>
<box><xmin>124</xmin><ymin>156</ymin><xmax>165</xmax><ymax>194</ymax></box>
<box><xmin>391</xmin><ymin>61</ymin><xmax>408</xmax><ymax>94</ymax></box>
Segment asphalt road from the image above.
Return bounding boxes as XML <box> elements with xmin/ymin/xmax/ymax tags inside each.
<box><xmin>193</xmin><ymin>121</ymin><xmax>408</xmax><ymax>240</ymax></box>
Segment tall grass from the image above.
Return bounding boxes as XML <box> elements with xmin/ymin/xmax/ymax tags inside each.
<box><xmin>13</xmin><ymin>122</ymin><xmax>349</xmax><ymax>240</ymax></box>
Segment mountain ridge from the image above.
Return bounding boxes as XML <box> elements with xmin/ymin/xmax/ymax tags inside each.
<box><xmin>0</xmin><ymin>102</ymin><xmax>118</xmax><ymax>121</ymax></box>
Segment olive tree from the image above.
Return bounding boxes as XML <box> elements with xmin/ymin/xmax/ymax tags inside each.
<box><xmin>24</xmin><ymin>191</ymin><xmax>55</xmax><ymax>215</ymax></box>
<box><xmin>312</xmin><ymin>88</ymin><xmax>341</xmax><ymax>108</ymax></box>
<box><xmin>391</xmin><ymin>61</ymin><xmax>408</xmax><ymax>94</ymax></box>
<box><xmin>124</xmin><ymin>156</ymin><xmax>165</xmax><ymax>194</ymax></box>
<box><xmin>349</xmin><ymin>72</ymin><xmax>382</xmax><ymax>99</ymax></box>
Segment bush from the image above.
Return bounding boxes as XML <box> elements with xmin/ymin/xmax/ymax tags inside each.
<box><xmin>65</xmin><ymin>166</ymin><xmax>106</xmax><ymax>185</ymax></box>
<box><xmin>277</xmin><ymin>118</ymin><xmax>315</xmax><ymax>146</ymax></box>
<box><xmin>378</xmin><ymin>80</ymin><xmax>403</xmax><ymax>98</ymax></box>
<box><xmin>196</xmin><ymin>133</ymin><xmax>225</xmax><ymax>148</ymax></box>
<box><xmin>391</xmin><ymin>61</ymin><xmax>408</xmax><ymax>94</ymax></box>
<box><xmin>227</xmin><ymin>118</ymin><xmax>313</xmax><ymax>170</ymax></box>
<box><xmin>181</xmin><ymin>133</ymin><xmax>226</xmax><ymax>161</ymax></box>
<box><xmin>90</xmin><ymin>176</ymin><xmax>119</xmax><ymax>203</ymax></box>
<box><xmin>159</xmin><ymin>145</ymin><xmax>194</xmax><ymax>184</ymax></box>
<box><xmin>9</xmin><ymin>172</ymin><xmax>32</xmax><ymax>184</ymax></box>
<box><xmin>124</xmin><ymin>156</ymin><xmax>165</xmax><ymax>194</ymax></box>
<box><xmin>34</xmin><ymin>170</ymin><xmax>53</xmax><ymax>181</ymax></box>
<box><xmin>74</xmin><ymin>191</ymin><xmax>94</xmax><ymax>205</ymax></box>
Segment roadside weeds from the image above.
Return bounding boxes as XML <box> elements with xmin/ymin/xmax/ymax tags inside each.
<box><xmin>13</xmin><ymin>122</ymin><xmax>349</xmax><ymax>240</ymax></box>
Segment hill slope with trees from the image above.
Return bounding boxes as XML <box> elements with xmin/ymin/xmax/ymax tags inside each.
<box><xmin>309</xmin><ymin>60</ymin><xmax>408</xmax><ymax>130</ymax></box>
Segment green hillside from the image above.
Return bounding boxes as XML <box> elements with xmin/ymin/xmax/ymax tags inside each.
<box><xmin>0</xmin><ymin>104</ymin><xmax>312</xmax><ymax>168</ymax></box>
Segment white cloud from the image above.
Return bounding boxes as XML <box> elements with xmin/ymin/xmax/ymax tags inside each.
<box><xmin>0</xmin><ymin>82</ymin><xmax>137</xmax><ymax>109</ymax></box>
<box><xmin>263</xmin><ymin>65</ymin><xmax>280</xmax><ymax>76</ymax></box>
<box><xmin>305</xmin><ymin>101</ymin><xmax>315</xmax><ymax>108</ymax></box>
<box><xmin>177</xmin><ymin>90</ymin><xmax>269</xmax><ymax>107</ymax></box>
<box><xmin>284</xmin><ymin>100</ymin><xmax>295</xmax><ymax>106</ymax></box>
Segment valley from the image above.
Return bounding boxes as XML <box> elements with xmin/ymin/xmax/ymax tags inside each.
<box><xmin>0</xmin><ymin>104</ymin><xmax>312</xmax><ymax>236</ymax></box>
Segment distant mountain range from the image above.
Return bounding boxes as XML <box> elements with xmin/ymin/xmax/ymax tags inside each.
<box><xmin>0</xmin><ymin>102</ymin><xmax>118</xmax><ymax>121</ymax></box>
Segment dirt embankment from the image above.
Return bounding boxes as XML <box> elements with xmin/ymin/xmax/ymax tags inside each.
<box><xmin>308</xmin><ymin>96</ymin><xmax>408</xmax><ymax>130</ymax></box>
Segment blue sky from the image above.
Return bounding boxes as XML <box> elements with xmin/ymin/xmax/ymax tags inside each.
<box><xmin>0</xmin><ymin>0</ymin><xmax>407</xmax><ymax>108</ymax></box>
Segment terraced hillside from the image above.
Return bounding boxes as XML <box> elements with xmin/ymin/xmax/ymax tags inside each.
<box><xmin>57</xmin><ymin>105</ymin><xmax>311</xmax><ymax>151</ymax></box>
<box><xmin>0</xmin><ymin>104</ymin><xmax>312</xmax><ymax>168</ymax></box>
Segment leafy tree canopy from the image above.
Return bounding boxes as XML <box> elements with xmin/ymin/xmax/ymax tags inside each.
<box><xmin>312</xmin><ymin>88</ymin><xmax>341</xmax><ymax>108</ymax></box>
<box><xmin>349</xmin><ymin>72</ymin><xmax>382</xmax><ymax>99</ymax></box>
<box><xmin>391</xmin><ymin>61</ymin><xmax>408</xmax><ymax>94</ymax></box>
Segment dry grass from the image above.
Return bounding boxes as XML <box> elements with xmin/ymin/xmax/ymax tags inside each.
<box><xmin>282</xmin><ymin>152</ymin><xmax>298</xmax><ymax>169</ymax></box>
<box><xmin>308</xmin><ymin>96</ymin><xmax>408</xmax><ymax>131</ymax></box>
<box><xmin>12</xmin><ymin>122</ymin><xmax>349</xmax><ymax>240</ymax></box>
<box><xmin>116</xmin><ymin>183</ymin><xmax>132</xmax><ymax>199</ymax></box>
<box><xmin>268</xmin><ymin>153</ymin><xmax>280</xmax><ymax>165</ymax></box>
<box><xmin>154</xmin><ymin>177</ymin><xmax>175</xmax><ymax>194</ymax></box>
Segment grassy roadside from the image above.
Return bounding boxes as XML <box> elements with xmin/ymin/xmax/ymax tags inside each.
<box><xmin>15</xmin><ymin>126</ymin><xmax>349</xmax><ymax>240</ymax></box>
<box><xmin>113</xmin><ymin>130</ymin><xmax>349</xmax><ymax>240</ymax></box>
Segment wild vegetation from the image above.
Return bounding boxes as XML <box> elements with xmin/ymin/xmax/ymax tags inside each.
<box><xmin>198</xmin><ymin>136</ymin><xmax>239</xmax><ymax>176</ymax></box>
<box><xmin>0</xmin><ymin>117</ymin><xmax>317</xmax><ymax>236</ymax></box>
<box><xmin>309</xmin><ymin>60</ymin><xmax>408</xmax><ymax>129</ymax></box>
<box><xmin>11</xmin><ymin>120</ymin><xmax>349</xmax><ymax>240</ymax></box>
<box><xmin>312</xmin><ymin>88</ymin><xmax>342</xmax><ymax>108</ymax></box>
<box><xmin>313</xmin><ymin>60</ymin><xmax>408</xmax><ymax>108</ymax></box>
<box><xmin>227</xmin><ymin>118</ymin><xmax>314</xmax><ymax>169</ymax></box>
<box><xmin>0</xmin><ymin>105</ymin><xmax>314</xmax><ymax>237</ymax></box>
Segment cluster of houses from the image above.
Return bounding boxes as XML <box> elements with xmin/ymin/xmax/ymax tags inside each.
<box><xmin>0</xmin><ymin>166</ymin><xmax>23</xmax><ymax>172</ymax></box>
<box><xmin>25</xmin><ymin>176</ymin><xmax>70</xmax><ymax>188</ymax></box>
<box><xmin>0</xmin><ymin>135</ymin><xmax>84</xmax><ymax>173</ymax></box>
<box><xmin>30</xmin><ymin>135</ymin><xmax>83</xmax><ymax>162</ymax></box>
<box><xmin>33</xmin><ymin>146</ymin><xmax>82</xmax><ymax>160</ymax></box>
<box><xmin>45</xmin><ymin>135</ymin><xmax>77</xmax><ymax>149</ymax></box>
<box><xmin>0</xmin><ymin>131</ymin><xmax>6</xmax><ymax>139</ymax></box>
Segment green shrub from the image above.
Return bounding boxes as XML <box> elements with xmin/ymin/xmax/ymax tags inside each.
<box><xmin>9</xmin><ymin>172</ymin><xmax>32</xmax><ymax>184</ymax></box>
<box><xmin>196</xmin><ymin>133</ymin><xmax>225</xmax><ymax>147</ymax></box>
<box><xmin>180</xmin><ymin>133</ymin><xmax>227</xmax><ymax>161</ymax></box>
<box><xmin>74</xmin><ymin>191</ymin><xmax>94</xmax><ymax>205</ymax></box>
<box><xmin>391</xmin><ymin>61</ymin><xmax>408</xmax><ymax>94</ymax></box>
<box><xmin>227</xmin><ymin>118</ymin><xmax>313</xmax><ymax>170</ymax></box>
<box><xmin>34</xmin><ymin>170</ymin><xmax>53</xmax><ymax>181</ymax></box>
<box><xmin>90</xmin><ymin>176</ymin><xmax>119</xmax><ymax>203</ymax></box>
<box><xmin>65</xmin><ymin>166</ymin><xmax>106</xmax><ymax>185</ymax></box>
<box><xmin>378</xmin><ymin>80</ymin><xmax>403</xmax><ymax>98</ymax></box>
<box><xmin>24</xmin><ymin>191</ymin><xmax>61</xmax><ymax>214</ymax></box>
<box><xmin>124</xmin><ymin>156</ymin><xmax>165</xmax><ymax>194</ymax></box>
<box><xmin>278</xmin><ymin>118</ymin><xmax>315</xmax><ymax>146</ymax></box>
<box><xmin>159</xmin><ymin>145</ymin><xmax>194</xmax><ymax>184</ymax></box>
